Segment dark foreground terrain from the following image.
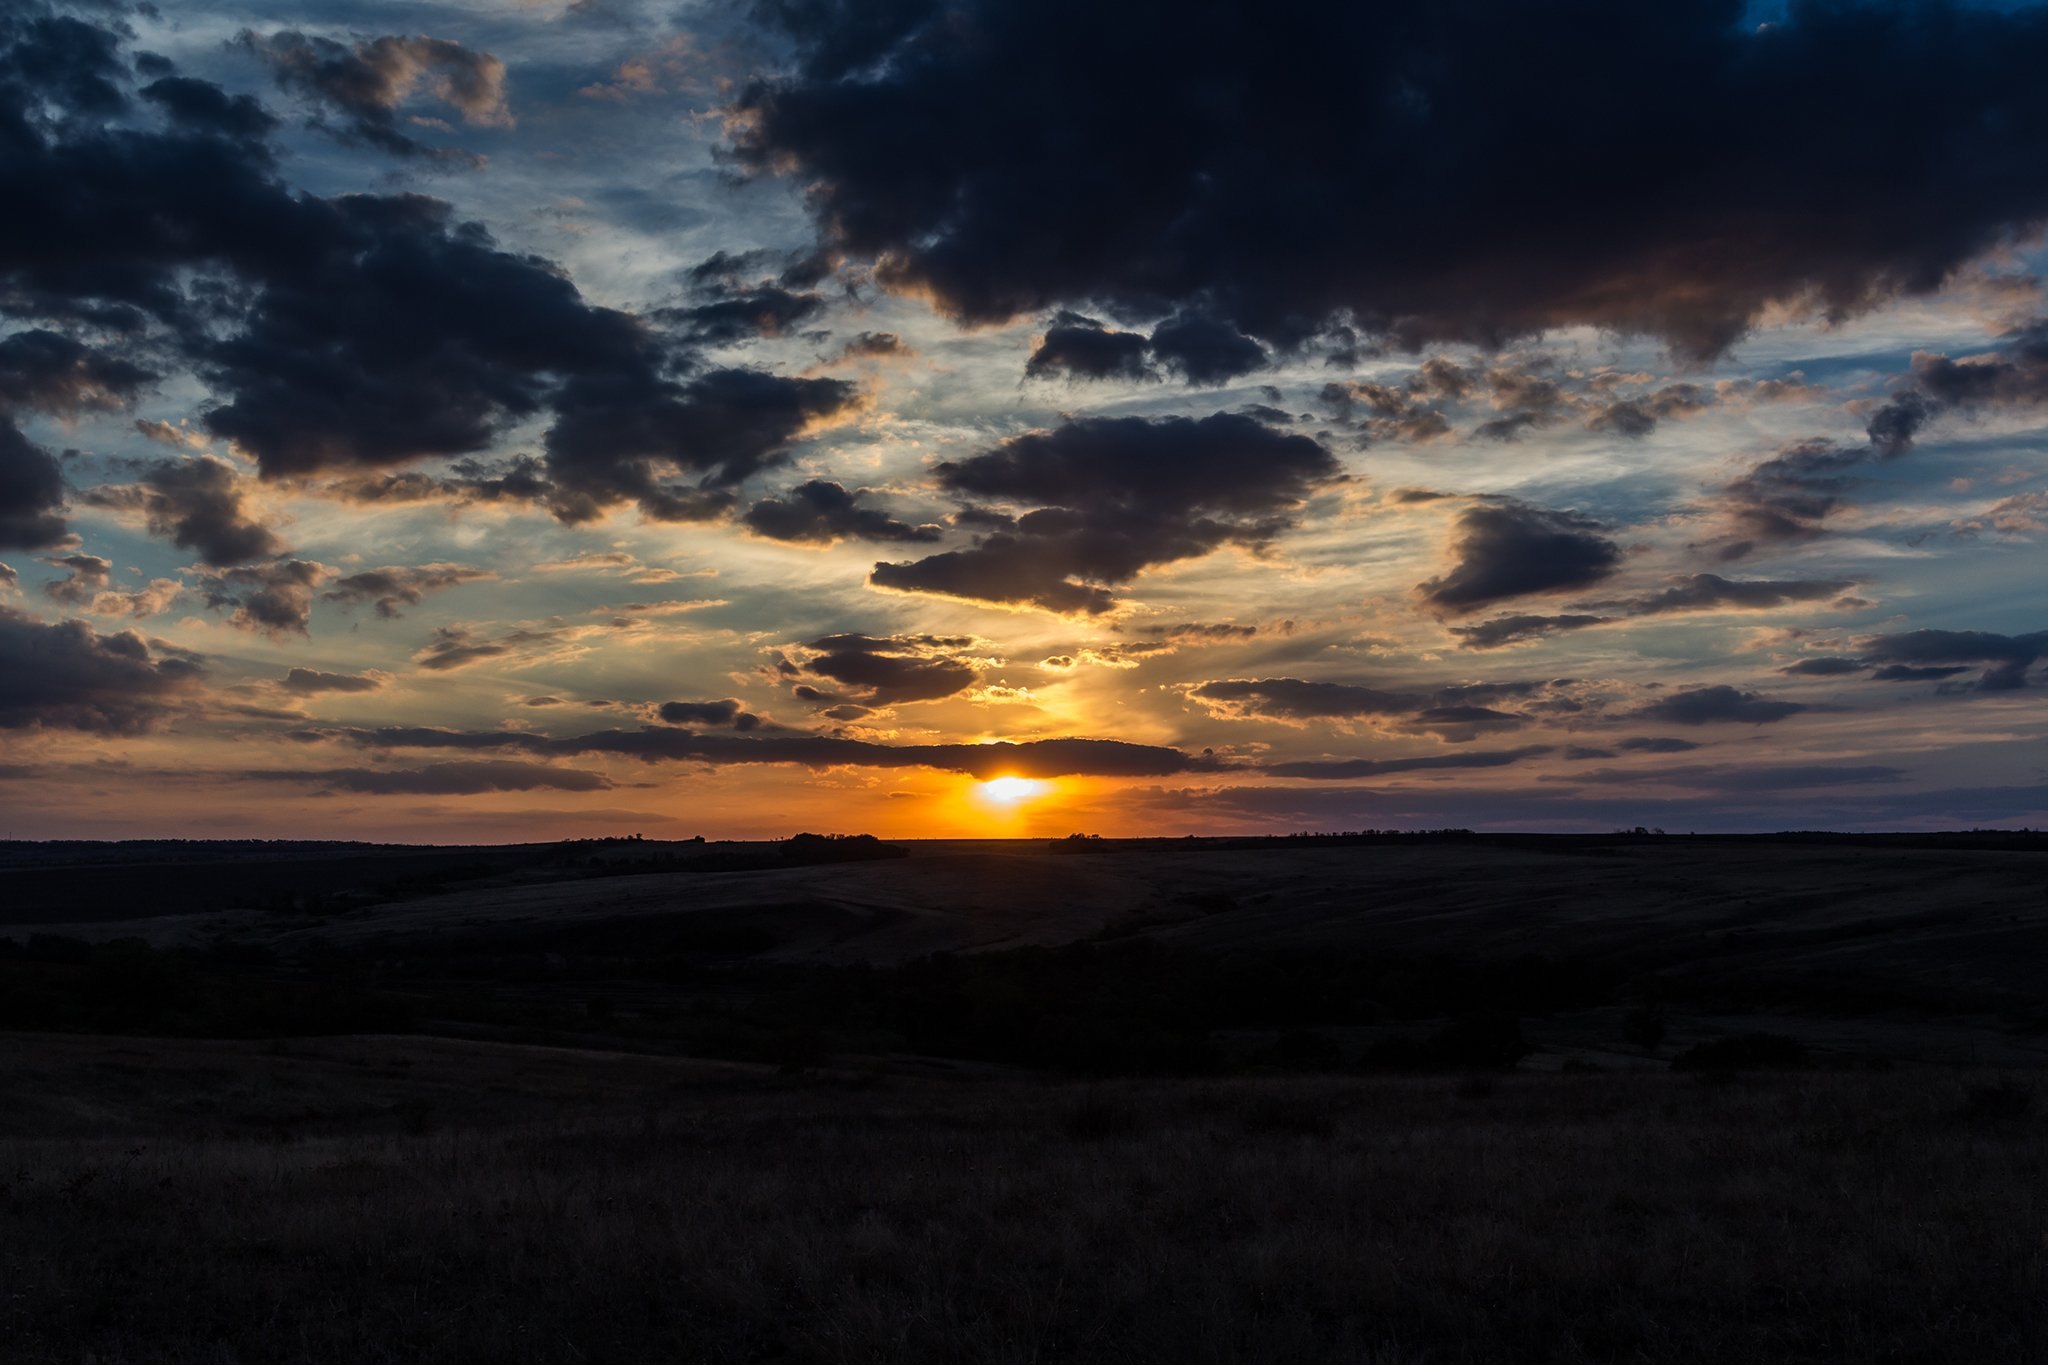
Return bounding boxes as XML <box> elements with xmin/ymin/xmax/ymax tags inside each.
<box><xmin>3</xmin><ymin>833</ymin><xmax>2045</xmax><ymax>1361</ymax></box>
<box><xmin>2</xmin><ymin>1033</ymin><xmax>2043</xmax><ymax>1365</ymax></box>
<box><xmin>7</xmin><ymin>832</ymin><xmax>2047</xmax><ymax>1071</ymax></box>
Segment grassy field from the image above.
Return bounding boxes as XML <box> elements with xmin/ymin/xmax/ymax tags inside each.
<box><xmin>2</xmin><ymin>1033</ymin><xmax>2043</xmax><ymax>1364</ymax></box>
<box><xmin>6</xmin><ymin>835</ymin><xmax>2045</xmax><ymax>1361</ymax></box>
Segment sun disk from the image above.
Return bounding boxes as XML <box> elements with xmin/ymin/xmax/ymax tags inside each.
<box><xmin>977</xmin><ymin>775</ymin><xmax>1049</xmax><ymax>805</ymax></box>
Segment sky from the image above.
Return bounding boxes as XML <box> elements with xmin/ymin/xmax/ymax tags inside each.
<box><xmin>1</xmin><ymin>0</ymin><xmax>2046</xmax><ymax>842</ymax></box>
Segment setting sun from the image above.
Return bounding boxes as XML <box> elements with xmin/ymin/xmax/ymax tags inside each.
<box><xmin>976</xmin><ymin>776</ymin><xmax>1050</xmax><ymax>806</ymax></box>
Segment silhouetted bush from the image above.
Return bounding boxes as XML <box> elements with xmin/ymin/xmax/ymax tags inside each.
<box><xmin>781</xmin><ymin>833</ymin><xmax>907</xmax><ymax>865</ymax></box>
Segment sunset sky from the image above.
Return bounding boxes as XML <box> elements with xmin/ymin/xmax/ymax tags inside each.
<box><xmin>2</xmin><ymin>0</ymin><xmax>2045</xmax><ymax>841</ymax></box>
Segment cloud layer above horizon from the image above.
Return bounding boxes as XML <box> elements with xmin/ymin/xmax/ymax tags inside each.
<box><xmin>1</xmin><ymin>0</ymin><xmax>2045</xmax><ymax>840</ymax></box>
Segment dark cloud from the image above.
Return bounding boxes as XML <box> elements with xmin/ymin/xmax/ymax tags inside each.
<box><xmin>321</xmin><ymin>724</ymin><xmax>550</xmax><ymax>753</ymax></box>
<box><xmin>684</xmin><ymin>249</ymin><xmax>780</xmax><ymax>286</ymax></box>
<box><xmin>1866</xmin><ymin>320</ymin><xmax>2048</xmax><ymax>456</ymax></box>
<box><xmin>0</xmin><ymin>605</ymin><xmax>203</xmax><ymax>732</ymax></box>
<box><xmin>338</xmin><ymin>722</ymin><xmax>1219</xmax><ymax>780</ymax></box>
<box><xmin>657</xmin><ymin>699</ymin><xmax>761</xmax><ymax>730</ymax></box>
<box><xmin>1586</xmin><ymin>400</ymin><xmax>1656</xmax><ymax>440</ymax></box>
<box><xmin>832</xmin><ymin>331</ymin><xmax>908</xmax><ymax>360</ymax></box>
<box><xmin>736</xmin><ymin>2</ymin><xmax>2048</xmax><ymax>360</ymax></box>
<box><xmin>1449</xmin><ymin>613</ymin><xmax>1608</xmax><ymax>650</ymax></box>
<box><xmin>322</xmin><ymin>563</ymin><xmax>493</xmax><ymax>618</ymax></box>
<box><xmin>1411</xmin><ymin>704</ymin><xmax>1523</xmax><ymax>730</ymax></box>
<box><xmin>38</xmin><ymin>552</ymin><xmax>107</xmax><ymax>605</ymax></box>
<box><xmin>0</xmin><ymin>330</ymin><xmax>156</xmax><ymax>551</ymax></box>
<box><xmin>1318</xmin><ymin>378</ymin><xmax>1466</xmax><ymax>448</ymax></box>
<box><xmin>81</xmin><ymin>456</ymin><xmax>282</xmax><ymax>565</ymax></box>
<box><xmin>279</xmin><ymin>667</ymin><xmax>385</xmax><ymax>695</ymax></box>
<box><xmin>1418</xmin><ymin>502</ymin><xmax>1622</xmax><ymax>615</ymax></box>
<box><xmin>674</xmin><ymin>290</ymin><xmax>826</xmax><ymax>346</ymax></box>
<box><xmin>193</xmin><ymin>559</ymin><xmax>332</xmax><ymax>636</ymax></box>
<box><xmin>1470</xmin><ymin>411</ymin><xmax>1551</xmax><ymax>443</ymax></box>
<box><xmin>1859</xmin><ymin>627</ymin><xmax>2046</xmax><ymax>691</ymax></box>
<box><xmin>1410</xmin><ymin>358</ymin><xmax>1476</xmax><ymax>403</ymax></box>
<box><xmin>660</xmin><ymin>276</ymin><xmax>827</xmax><ymax>346</ymax></box>
<box><xmin>1732</xmin><ymin>627</ymin><xmax>2048</xmax><ymax>692</ymax></box>
<box><xmin>743</xmin><ymin>479</ymin><xmax>941</xmax><ymax>545</ymax></box>
<box><xmin>1632</xmin><ymin>685</ymin><xmax>1806</xmax><ymax>726</ymax></box>
<box><xmin>1264</xmin><ymin>745</ymin><xmax>1552</xmax><ymax>781</ymax></box>
<box><xmin>1865</xmin><ymin>391</ymin><xmax>1934</xmax><ymax>459</ymax></box>
<box><xmin>139</xmin><ymin>75</ymin><xmax>278</xmax><ymax>142</ymax></box>
<box><xmin>0</xmin><ymin>16</ymin><xmax>858</xmax><ymax>538</ymax></box>
<box><xmin>1024</xmin><ymin>311</ymin><xmax>1154</xmax><ymax>383</ymax></box>
<box><xmin>1320</xmin><ymin>358</ymin><xmax>1477</xmax><ymax>445</ymax></box>
<box><xmin>1318</xmin><ymin>378</ymin><xmax>1400</xmax><ymax>421</ymax></box>
<box><xmin>1779</xmin><ymin>657</ymin><xmax>1864</xmax><ymax>677</ymax></box>
<box><xmin>1137</xmin><ymin>621</ymin><xmax>1261</xmax><ymax>643</ymax></box>
<box><xmin>1718</xmin><ymin>331</ymin><xmax>2048</xmax><ymax>554</ymax></box>
<box><xmin>800</xmin><ymin>633</ymin><xmax>979</xmax><ymax>705</ymax></box>
<box><xmin>872</xmin><ymin>534</ymin><xmax>1122</xmax><ymax>614</ymax></box>
<box><xmin>1147</xmin><ymin>312</ymin><xmax>1265</xmax><ymax>385</ymax></box>
<box><xmin>1190</xmin><ymin>675</ymin><xmax>1560</xmax><ymax>739</ymax></box>
<box><xmin>545</xmin><ymin>368</ymin><xmax>861</xmax><ymax>523</ymax></box>
<box><xmin>0</xmin><ymin>420</ymin><xmax>71</xmax><ymax>550</ymax></box>
<box><xmin>1871</xmin><ymin>664</ymin><xmax>1973</xmax><ymax>683</ymax></box>
<box><xmin>1611</xmin><ymin>574</ymin><xmax>1857</xmax><ymax>617</ymax></box>
<box><xmin>1191</xmin><ymin>676</ymin><xmax>1416</xmax><ymax>720</ymax></box>
<box><xmin>1585</xmin><ymin>384</ymin><xmax>1708</xmax><ymax>439</ymax></box>
<box><xmin>872</xmin><ymin>412</ymin><xmax>1337</xmax><ymax>613</ymax></box>
<box><xmin>1710</xmin><ymin>438</ymin><xmax>1868</xmax><ymax>558</ymax></box>
<box><xmin>0</xmin><ymin>8</ymin><xmax>128</xmax><ymax>120</ymax></box>
<box><xmin>413</xmin><ymin>623</ymin><xmax>562</xmax><ymax>672</ymax></box>
<box><xmin>1616</xmin><ymin>736</ymin><xmax>1701</xmax><ymax>754</ymax></box>
<box><xmin>320</xmin><ymin>455</ymin><xmax>555</xmax><ymax>510</ymax></box>
<box><xmin>40</xmin><ymin>552</ymin><xmax>182</xmax><ymax>618</ymax></box>
<box><xmin>238</xmin><ymin>30</ymin><xmax>510</xmax><ymax>160</ymax></box>
<box><xmin>198</xmin><ymin>196</ymin><xmax>652</xmax><ymax>480</ymax></box>
<box><xmin>687</xmin><ymin>247</ymin><xmax>832</xmax><ymax>292</ymax></box>
<box><xmin>1465</xmin><ymin>363</ymin><xmax>1579</xmax><ymax>442</ymax></box>
<box><xmin>0</xmin><ymin>329</ymin><xmax>154</xmax><ymax>415</ymax></box>
<box><xmin>246</xmin><ymin>760</ymin><xmax>611</xmax><ymax>795</ymax></box>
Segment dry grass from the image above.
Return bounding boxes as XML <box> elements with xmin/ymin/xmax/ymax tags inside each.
<box><xmin>4</xmin><ymin>1061</ymin><xmax>2044</xmax><ymax>1364</ymax></box>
